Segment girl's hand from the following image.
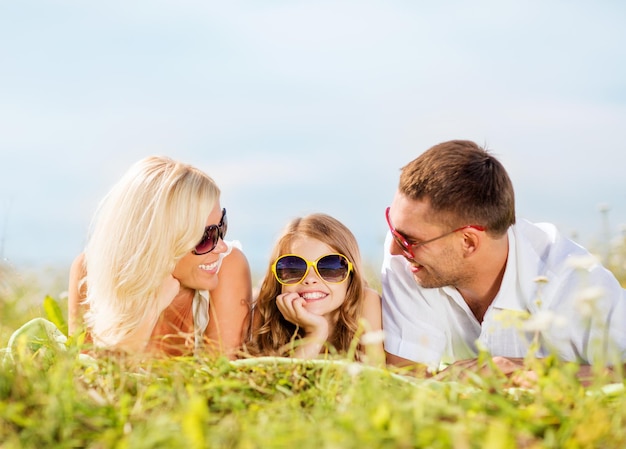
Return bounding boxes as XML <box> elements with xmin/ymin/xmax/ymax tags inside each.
<box><xmin>275</xmin><ymin>291</ymin><xmax>329</xmax><ymax>359</ymax></box>
<box><xmin>275</xmin><ymin>292</ymin><xmax>328</xmax><ymax>338</ymax></box>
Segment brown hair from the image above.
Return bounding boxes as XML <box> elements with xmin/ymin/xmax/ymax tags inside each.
<box><xmin>247</xmin><ymin>213</ymin><xmax>366</xmax><ymax>356</ymax></box>
<box><xmin>399</xmin><ymin>140</ymin><xmax>515</xmax><ymax>235</ymax></box>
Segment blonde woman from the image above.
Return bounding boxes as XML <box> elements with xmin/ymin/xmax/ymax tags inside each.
<box><xmin>68</xmin><ymin>156</ymin><xmax>252</xmax><ymax>358</ymax></box>
<box><xmin>247</xmin><ymin>213</ymin><xmax>382</xmax><ymax>360</ymax></box>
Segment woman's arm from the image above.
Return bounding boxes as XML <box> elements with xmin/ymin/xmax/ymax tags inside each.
<box><xmin>206</xmin><ymin>247</ymin><xmax>253</xmax><ymax>359</ymax></box>
<box><xmin>68</xmin><ymin>253</ymin><xmax>87</xmax><ymax>336</ymax></box>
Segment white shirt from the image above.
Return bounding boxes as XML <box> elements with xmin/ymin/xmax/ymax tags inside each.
<box><xmin>381</xmin><ymin>218</ymin><xmax>626</xmax><ymax>367</ymax></box>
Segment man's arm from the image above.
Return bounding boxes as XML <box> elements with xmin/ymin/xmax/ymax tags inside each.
<box><xmin>435</xmin><ymin>356</ymin><xmax>624</xmax><ymax>387</ymax></box>
<box><xmin>386</xmin><ymin>351</ymin><xmax>431</xmax><ymax>376</ymax></box>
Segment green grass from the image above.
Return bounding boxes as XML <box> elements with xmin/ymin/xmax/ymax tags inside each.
<box><xmin>1</xmin><ymin>233</ymin><xmax>625</xmax><ymax>449</ymax></box>
<box><xmin>1</xmin><ymin>343</ymin><xmax>625</xmax><ymax>448</ymax></box>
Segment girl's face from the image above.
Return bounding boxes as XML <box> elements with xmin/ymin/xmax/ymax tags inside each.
<box><xmin>280</xmin><ymin>236</ymin><xmax>350</xmax><ymax>321</ymax></box>
<box><xmin>173</xmin><ymin>204</ymin><xmax>227</xmax><ymax>291</ymax></box>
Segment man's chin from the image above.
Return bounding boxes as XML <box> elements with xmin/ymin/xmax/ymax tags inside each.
<box><xmin>412</xmin><ymin>274</ymin><xmax>443</xmax><ymax>289</ymax></box>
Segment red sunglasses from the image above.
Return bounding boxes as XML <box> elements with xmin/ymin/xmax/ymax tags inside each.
<box><xmin>193</xmin><ymin>208</ymin><xmax>227</xmax><ymax>255</ymax></box>
<box><xmin>385</xmin><ymin>207</ymin><xmax>485</xmax><ymax>259</ymax></box>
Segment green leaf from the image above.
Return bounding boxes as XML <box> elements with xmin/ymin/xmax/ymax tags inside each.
<box><xmin>43</xmin><ymin>295</ymin><xmax>68</xmax><ymax>337</ymax></box>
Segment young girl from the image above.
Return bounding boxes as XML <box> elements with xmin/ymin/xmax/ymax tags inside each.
<box><xmin>68</xmin><ymin>156</ymin><xmax>252</xmax><ymax>358</ymax></box>
<box><xmin>247</xmin><ymin>213</ymin><xmax>382</xmax><ymax>361</ymax></box>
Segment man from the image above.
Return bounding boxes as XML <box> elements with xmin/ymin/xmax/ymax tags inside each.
<box><xmin>382</xmin><ymin>140</ymin><xmax>625</xmax><ymax>382</ymax></box>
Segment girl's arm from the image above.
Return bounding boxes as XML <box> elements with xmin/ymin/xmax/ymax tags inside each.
<box><xmin>359</xmin><ymin>287</ymin><xmax>385</xmax><ymax>363</ymax></box>
<box><xmin>206</xmin><ymin>246</ymin><xmax>253</xmax><ymax>359</ymax></box>
<box><xmin>293</xmin><ymin>323</ymin><xmax>329</xmax><ymax>359</ymax></box>
<box><xmin>360</xmin><ymin>287</ymin><xmax>383</xmax><ymax>333</ymax></box>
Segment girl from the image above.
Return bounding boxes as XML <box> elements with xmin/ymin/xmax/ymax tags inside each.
<box><xmin>247</xmin><ymin>213</ymin><xmax>382</xmax><ymax>361</ymax></box>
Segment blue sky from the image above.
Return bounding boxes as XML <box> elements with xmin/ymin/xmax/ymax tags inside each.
<box><xmin>1</xmin><ymin>1</ymin><xmax>625</xmax><ymax>278</ymax></box>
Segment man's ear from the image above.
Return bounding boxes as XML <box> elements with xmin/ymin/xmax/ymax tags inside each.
<box><xmin>461</xmin><ymin>229</ymin><xmax>481</xmax><ymax>256</ymax></box>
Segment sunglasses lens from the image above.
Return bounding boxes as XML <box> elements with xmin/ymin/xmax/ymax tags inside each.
<box><xmin>274</xmin><ymin>255</ymin><xmax>308</xmax><ymax>284</ymax></box>
<box><xmin>193</xmin><ymin>209</ymin><xmax>227</xmax><ymax>255</ymax></box>
<box><xmin>317</xmin><ymin>254</ymin><xmax>350</xmax><ymax>283</ymax></box>
<box><xmin>220</xmin><ymin>208</ymin><xmax>228</xmax><ymax>239</ymax></box>
<box><xmin>194</xmin><ymin>225</ymin><xmax>219</xmax><ymax>255</ymax></box>
<box><xmin>392</xmin><ymin>233</ymin><xmax>407</xmax><ymax>251</ymax></box>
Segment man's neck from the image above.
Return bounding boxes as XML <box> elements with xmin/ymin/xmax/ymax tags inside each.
<box><xmin>457</xmin><ymin>233</ymin><xmax>509</xmax><ymax>323</ymax></box>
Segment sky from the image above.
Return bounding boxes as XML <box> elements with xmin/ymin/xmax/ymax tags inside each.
<box><xmin>1</xmin><ymin>1</ymin><xmax>625</xmax><ymax>281</ymax></box>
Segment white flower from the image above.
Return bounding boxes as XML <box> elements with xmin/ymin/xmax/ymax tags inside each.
<box><xmin>360</xmin><ymin>330</ymin><xmax>385</xmax><ymax>346</ymax></box>
<box><xmin>346</xmin><ymin>362</ymin><xmax>363</xmax><ymax>377</ymax></box>
<box><xmin>522</xmin><ymin>310</ymin><xmax>567</xmax><ymax>333</ymax></box>
<box><xmin>575</xmin><ymin>286</ymin><xmax>606</xmax><ymax>318</ymax></box>
<box><xmin>493</xmin><ymin>309</ymin><xmax>529</xmax><ymax>329</ymax></box>
<box><xmin>567</xmin><ymin>254</ymin><xmax>599</xmax><ymax>271</ymax></box>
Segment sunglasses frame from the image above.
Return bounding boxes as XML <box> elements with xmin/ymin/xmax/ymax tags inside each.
<box><xmin>385</xmin><ymin>206</ymin><xmax>485</xmax><ymax>260</ymax></box>
<box><xmin>271</xmin><ymin>253</ymin><xmax>354</xmax><ymax>285</ymax></box>
<box><xmin>192</xmin><ymin>208</ymin><xmax>227</xmax><ymax>255</ymax></box>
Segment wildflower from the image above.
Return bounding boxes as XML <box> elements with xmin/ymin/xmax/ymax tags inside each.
<box><xmin>475</xmin><ymin>339</ymin><xmax>488</xmax><ymax>353</ymax></box>
<box><xmin>493</xmin><ymin>310</ymin><xmax>530</xmax><ymax>329</ymax></box>
<box><xmin>575</xmin><ymin>286</ymin><xmax>606</xmax><ymax>318</ymax></box>
<box><xmin>522</xmin><ymin>310</ymin><xmax>566</xmax><ymax>333</ymax></box>
<box><xmin>532</xmin><ymin>277</ymin><xmax>550</xmax><ymax>308</ymax></box>
<box><xmin>360</xmin><ymin>330</ymin><xmax>385</xmax><ymax>346</ymax></box>
<box><xmin>346</xmin><ymin>362</ymin><xmax>363</xmax><ymax>377</ymax></box>
<box><xmin>567</xmin><ymin>254</ymin><xmax>599</xmax><ymax>271</ymax></box>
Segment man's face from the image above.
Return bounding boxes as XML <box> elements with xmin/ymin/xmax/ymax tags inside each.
<box><xmin>387</xmin><ymin>192</ymin><xmax>474</xmax><ymax>289</ymax></box>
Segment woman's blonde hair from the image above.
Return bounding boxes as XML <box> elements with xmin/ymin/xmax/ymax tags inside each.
<box><xmin>248</xmin><ymin>213</ymin><xmax>366</xmax><ymax>356</ymax></box>
<box><xmin>83</xmin><ymin>156</ymin><xmax>220</xmax><ymax>348</ymax></box>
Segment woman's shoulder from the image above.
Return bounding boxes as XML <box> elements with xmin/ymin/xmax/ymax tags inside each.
<box><xmin>70</xmin><ymin>252</ymin><xmax>87</xmax><ymax>274</ymax></box>
<box><xmin>220</xmin><ymin>244</ymin><xmax>250</xmax><ymax>274</ymax></box>
<box><xmin>69</xmin><ymin>253</ymin><xmax>87</xmax><ymax>293</ymax></box>
<box><xmin>211</xmin><ymin>242</ymin><xmax>252</xmax><ymax>302</ymax></box>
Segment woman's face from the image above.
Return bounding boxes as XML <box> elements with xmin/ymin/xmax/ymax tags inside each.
<box><xmin>280</xmin><ymin>236</ymin><xmax>350</xmax><ymax>320</ymax></box>
<box><xmin>173</xmin><ymin>204</ymin><xmax>227</xmax><ymax>291</ymax></box>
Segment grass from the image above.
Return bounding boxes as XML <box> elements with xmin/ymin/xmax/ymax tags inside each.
<box><xmin>1</xmin><ymin>232</ymin><xmax>625</xmax><ymax>449</ymax></box>
<box><xmin>1</xmin><ymin>342</ymin><xmax>625</xmax><ymax>448</ymax></box>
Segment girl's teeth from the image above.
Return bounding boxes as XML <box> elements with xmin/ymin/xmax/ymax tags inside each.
<box><xmin>301</xmin><ymin>292</ymin><xmax>325</xmax><ymax>300</ymax></box>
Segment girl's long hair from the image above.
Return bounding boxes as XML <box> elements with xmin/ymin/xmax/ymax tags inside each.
<box><xmin>83</xmin><ymin>156</ymin><xmax>220</xmax><ymax>349</ymax></box>
<box><xmin>247</xmin><ymin>213</ymin><xmax>366</xmax><ymax>356</ymax></box>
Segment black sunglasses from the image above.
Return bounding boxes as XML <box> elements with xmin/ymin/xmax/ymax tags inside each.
<box><xmin>193</xmin><ymin>208</ymin><xmax>227</xmax><ymax>255</ymax></box>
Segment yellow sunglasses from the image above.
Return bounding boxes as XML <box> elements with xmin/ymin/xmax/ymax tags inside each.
<box><xmin>271</xmin><ymin>253</ymin><xmax>354</xmax><ymax>285</ymax></box>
